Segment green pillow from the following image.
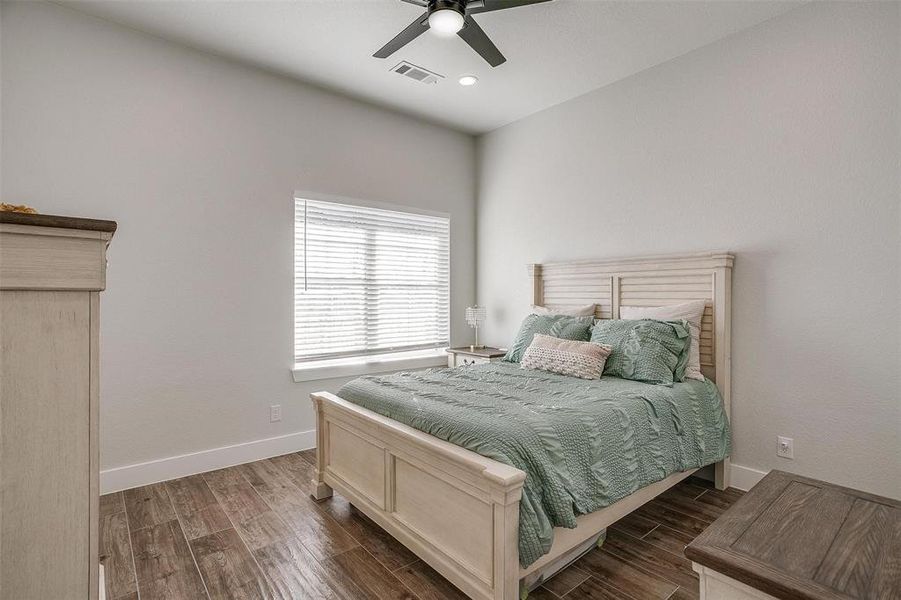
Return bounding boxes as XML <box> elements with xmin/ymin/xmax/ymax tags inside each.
<box><xmin>590</xmin><ymin>319</ymin><xmax>691</xmax><ymax>385</ymax></box>
<box><xmin>504</xmin><ymin>314</ymin><xmax>593</xmax><ymax>363</ymax></box>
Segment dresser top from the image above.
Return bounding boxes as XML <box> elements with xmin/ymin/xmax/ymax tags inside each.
<box><xmin>0</xmin><ymin>211</ymin><xmax>117</xmax><ymax>233</ymax></box>
<box><xmin>685</xmin><ymin>470</ymin><xmax>900</xmax><ymax>600</ymax></box>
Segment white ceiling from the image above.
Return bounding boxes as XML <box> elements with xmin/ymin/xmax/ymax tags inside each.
<box><xmin>64</xmin><ymin>0</ymin><xmax>802</xmax><ymax>134</ymax></box>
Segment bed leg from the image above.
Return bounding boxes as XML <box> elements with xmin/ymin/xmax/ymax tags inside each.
<box><xmin>310</xmin><ymin>442</ymin><xmax>333</xmax><ymax>500</ymax></box>
<box><xmin>715</xmin><ymin>458</ymin><xmax>730</xmax><ymax>491</ymax></box>
<box><xmin>494</xmin><ymin>488</ymin><xmax>522</xmax><ymax>600</ymax></box>
<box><xmin>311</xmin><ymin>479</ymin><xmax>333</xmax><ymax>501</ymax></box>
<box><xmin>309</xmin><ymin>393</ymin><xmax>333</xmax><ymax>500</ymax></box>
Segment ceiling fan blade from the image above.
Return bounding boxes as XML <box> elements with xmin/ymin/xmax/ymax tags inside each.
<box><xmin>468</xmin><ymin>0</ymin><xmax>553</xmax><ymax>15</ymax></box>
<box><xmin>399</xmin><ymin>0</ymin><xmax>429</xmax><ymax>6</ymax></box>
<box><xmin>457</xmin><ymin>16</ymin><xmax>506</xmax><ymax>67</ymax></box>
<box><xmin>373</xmin><ymin>11</ymin><xmax>429</xmax><ymax>59</ymax></box>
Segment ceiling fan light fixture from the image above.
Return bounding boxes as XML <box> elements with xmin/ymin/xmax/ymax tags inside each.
<box><xmin>428</xmin><ymin>8</ymin><xmax>465</xmax><ymax>36</ymax></box>
<box><xmin>374</xmin><ymin>0</ymin><xmax>552</xmax><ymax>67</ymax></box>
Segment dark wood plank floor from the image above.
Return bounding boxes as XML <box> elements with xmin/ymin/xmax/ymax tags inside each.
<box><xmin>100</xmin><ymin>451</ymin><xmax>743</xmax><ymax>600</ymax></box>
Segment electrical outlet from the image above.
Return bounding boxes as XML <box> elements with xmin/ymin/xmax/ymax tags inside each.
<box><xmin>270</xmin><ymin>404</ymin><xmax>282</xmax><ymax>423</ymax></box>
<box><xmin>777</xmin><ymin>436</ymin><xmax>794</xmax><ymax>459</ymax></box>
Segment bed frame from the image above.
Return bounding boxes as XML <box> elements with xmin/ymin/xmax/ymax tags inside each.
<box><xmin>311</xmin><ymin>251</ymin><xmax>733</xmax><ymax>600</ymax></box>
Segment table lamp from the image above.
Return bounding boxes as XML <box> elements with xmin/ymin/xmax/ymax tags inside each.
<box><xmin>465</xmin><ymin>305</ymin><xmax>487</xmax><ymax>351</ymax></box>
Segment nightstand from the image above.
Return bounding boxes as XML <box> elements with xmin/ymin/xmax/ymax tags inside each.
<box><xmin>446</xmin><ymin>346</ymin><xmax>506</xmax><ymax>368</ymax></box>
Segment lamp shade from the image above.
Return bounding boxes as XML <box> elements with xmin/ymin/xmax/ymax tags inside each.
<box><xmin>465</xmin><ymin>305</ymin><xmax>486</xmax><ymax>328</ymax></box>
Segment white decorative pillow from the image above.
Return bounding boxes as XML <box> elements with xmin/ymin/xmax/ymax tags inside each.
<box><xmin>620</xmin><ymin>299</ymin><xmax>707</xmax><ymax>381</ymax></box>
<box><xmin>531</xmin><ymin>303</ymin><xmax>596</xmax><ymax>317</ymax></box>
<box><xmin>521</xmin><ymin>334</ymin><xmax>613</xmax><ymax>380</ymax></box>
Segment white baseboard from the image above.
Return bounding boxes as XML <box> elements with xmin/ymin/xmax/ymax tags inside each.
<box><xmin>100</xmin><ymin>429</ymin><xmax>316</xmax><ymax>493</ymax></box>
<box><xmin>100</xmin><ymin>432</ymin><xmax>769</xmax><ymax>495</ymax></box>
<box><xmin>729</xmin><ymin>463</ymin><xmax>769</xmax><ymax>491</ymax></box>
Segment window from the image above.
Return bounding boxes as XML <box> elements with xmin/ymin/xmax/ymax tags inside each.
<box><xmin>294</xmin><ymin>196</ymin><xmax>450</xmax><ymax>366</ymax></box>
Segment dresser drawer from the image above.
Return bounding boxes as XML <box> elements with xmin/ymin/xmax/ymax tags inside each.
<box><xmin>448</xmin><ymin>354</ymin><xmax>494</xmax><ymax>368</ymax></box>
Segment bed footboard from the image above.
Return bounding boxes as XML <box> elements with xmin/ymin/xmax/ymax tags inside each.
<box><xmin>310</xmin><ymin>392</ymin><xmax>526</xmax><ymax>600</ymax></box>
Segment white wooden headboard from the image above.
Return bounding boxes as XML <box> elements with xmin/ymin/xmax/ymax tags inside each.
<box><xmin>527</xmin><ymin>251</ymin><xmax>734</xmax><ymax>411</ymax></box>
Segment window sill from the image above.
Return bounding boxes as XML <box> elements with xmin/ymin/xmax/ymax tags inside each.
<box><xmin>291</xmin><ymin>349</ymin><xmax>448</xmax><ymax>383</ymax></box>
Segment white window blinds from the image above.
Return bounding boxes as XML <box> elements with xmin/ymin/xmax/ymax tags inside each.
<box><xmin>294</xmin><ymin>197</ymin><xmax>450</xmax><ymax>363</ymax></box>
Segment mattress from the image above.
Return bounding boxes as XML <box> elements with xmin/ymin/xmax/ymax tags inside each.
<box><xmin>338</xmin><ymin>361</ymin><xmax>731</xmax><ymax>567</ymax></box>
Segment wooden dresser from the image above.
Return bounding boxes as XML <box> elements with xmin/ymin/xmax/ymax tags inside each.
<box><xmin>686</xmin><ymin>470</ymin><xmax>900</xmax><ymax>600</ymax></box>
<box><xmin>0</xmin><ymin>212</ymin><xmax>116</xmax><ymax>600</ymax></box>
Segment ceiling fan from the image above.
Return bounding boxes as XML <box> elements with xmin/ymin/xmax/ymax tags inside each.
<box><xmin>374</xmin><ymin>0</ymin><xmax>553</xmax><ymax>68</ymax></box>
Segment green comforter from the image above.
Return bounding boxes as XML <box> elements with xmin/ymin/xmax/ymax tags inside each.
<box><xmin>338</xmin><ymin>362</ymin><xmax>731</xmax><ymax>567</ymax></box>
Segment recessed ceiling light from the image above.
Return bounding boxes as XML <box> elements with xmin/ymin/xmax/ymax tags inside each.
<box><xmin>458</xmin><ymin>75</ymin><xmax>479</xmax><ymax>87</ymax></box>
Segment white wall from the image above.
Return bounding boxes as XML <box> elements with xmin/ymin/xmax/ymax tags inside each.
<box><xmin>478</xmin><ymin>2</ymin><xmax>900</xmax><ymax>497</ymax></box>
<box><xmin>3</xmin><ymin>0</ymin><xmax>899</xmax><ymax>498</ymax></box>
<box><xmin>1</xmin><ymin>1</ymin><xmax>476</xmax><ymax>490</ymax></box>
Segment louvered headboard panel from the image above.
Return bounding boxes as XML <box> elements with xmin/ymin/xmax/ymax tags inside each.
<box><xmin>528</xmin><ymin>252</ymin><xmax>733</xmax><ymax>398</ymax></box>
<box><xmin>619</xmin><ymin>273</ymin><xmax>715</xmax><ymax>371</ymax></box>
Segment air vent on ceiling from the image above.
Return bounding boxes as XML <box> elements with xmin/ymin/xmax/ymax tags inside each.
<box><xmin>391</xmin><ymin>61</ymin><xmax>443</xmax><ymax>85</ymax></box>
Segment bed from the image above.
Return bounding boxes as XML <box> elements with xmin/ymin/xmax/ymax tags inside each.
<box><xmin>310</xmin><ymin>251</ymin><xmax>734</xmax><ymax>600</ymax></box>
